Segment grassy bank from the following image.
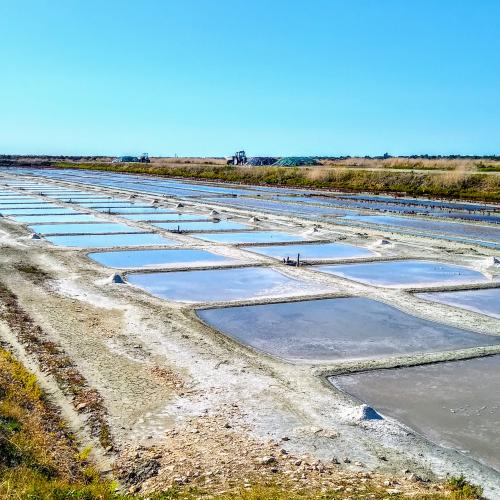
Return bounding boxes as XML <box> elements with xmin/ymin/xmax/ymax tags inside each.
<box><xmin>0</xmin><ymin>348</ymin><xmax>116</xmax><ymax>498</ymax></box>
<box><xmin>0</xmin><ymin>280</ymin><xmax>113</xmax><ymax>451</ymax></box>
<box><xmin>54</xmin><ymin>162</ymin><xmax>500</xmax><ymax>202</ymax></box>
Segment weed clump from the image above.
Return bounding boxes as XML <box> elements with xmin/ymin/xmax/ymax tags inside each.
<box><xmin>445</xmin><ymin>475</ymin><xmax>483</xmax><ymax>499</ymax></box>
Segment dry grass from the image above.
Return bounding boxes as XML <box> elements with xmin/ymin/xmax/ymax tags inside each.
<box><xmin>0</xmin><ymin>348</ymin><xmax>116</xmax><ymax>499</ymax></box>
<box><xmin>320</xmin><ymin>157</ymin><xmax>500</xmax><ymax>172</ymax></box>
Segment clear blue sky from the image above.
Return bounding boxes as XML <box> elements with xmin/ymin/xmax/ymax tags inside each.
<box><xmin>1</xmin><ymin>1</ymin><xmax>499</xmax><ymax>157</ymax></box>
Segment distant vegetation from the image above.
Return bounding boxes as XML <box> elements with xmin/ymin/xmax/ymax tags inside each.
<box><xmin>54</xmin><ymin>161</ymin><xmax>500</xmax><ymax>202</ymax></box>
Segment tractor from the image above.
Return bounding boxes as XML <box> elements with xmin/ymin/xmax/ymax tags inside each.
<box><xmin>226</xmin><ymin>150</ymin><xmax>247</xmax><ymax>165</ymax></box>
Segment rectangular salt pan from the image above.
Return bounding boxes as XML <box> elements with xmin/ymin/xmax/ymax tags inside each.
<box><xmin>94</xmin><ymin>206</ymin><xmax>160</xmax><ymax>213</ymax></box>
<box><xmin>152</xmin><ymin>220</ymin><xmax>249</xmax><ymax>232</ymax></box>
<box><xmin>196</xmin><ymin>297</ymin><xmax>500</xmax><ymax>361</ymax></box>
<box><xmin>127</xmin><ymin>267</ymin><xmax>329</xmax><ymax>303</ymax></box>
<box><xmin>121</xmin><ymin>213</ymin><xmax>207</xmax><ymax>222</ymax></box>
<box><xmin>315</xmin><ymin>260</ymin><xmax>488</xmax><ymax>287</ymax></box>
<box><xmin>194</xmin><ymin>231</ymin><xmax>306</xmax><ymax>244</ymax></box>
<box><xmin>45</xmin><ymin>233</ymin><xmax>176</xmax><ymax>248</ymax></box>
<box><xmin>14</xmin><ymin>214</ymin><xmax>99</xmax><ymax>223</ymax></box>
<box><xmin>418</xmin><ymin>288</ymin><xmax>500</xmax><ymax>319</ymax></box>
<box><xmin>88</xmin><ymin>248</ymin><xmax>236</xmax><ymax>269</ymax></box>
<box><xmin>244</xmin><ymin>242</ymin><xmax>375</xmax><ymax>261</ymax></box>
<box><xmin>344</xmin><ymin>215</ymin><xmax>500</xmax><ymax>244</ymax></box>
<box><xmin>29</xmin><ymin>222</ymin><xmax>141</xmax><ymax>235</ymax></box>
<box><xmin>1</xmin><ymin>208</ymin><xmax>78</xmax><ymax>216</ymax></box>
<box><xmin>331</xmin><ymin>355</ymin><xmax>500</xmax><ymax>472</ymax></box>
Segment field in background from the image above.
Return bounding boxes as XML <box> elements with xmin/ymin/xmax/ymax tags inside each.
<box><xmin>1</xmin><ymin>155</ymin><xmax>499</xmax><ymax>202</ymax></box>
<box><xmin>49</xmin><ymin>157</ymin><xmax>500</xmax><ymax>202</ymax></box>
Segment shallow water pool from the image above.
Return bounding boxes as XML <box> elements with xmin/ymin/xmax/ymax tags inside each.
<box><xmin>121</xmin><ymin>213</ymin><xmax>205</xmax><ymax>222</ymax></box>
<box><xmin>244</xmin><ymin>242</ymin><xmax>375</xmax><ymax>261</ymax></box>
<box><xmin>45</xmin><ymin>233</ymin><xmax>176</xmax><ymax>248</ymax></box>
<box><xmin>331</xmin><ymin>355</ymin><xmax>500</xmax><ymax>471</ymax></box>
<box><xmin>13</xmin><ymin>214</ymin><xmax>99</xmax><ymax>223</ymax></box>
<box><xmin>343</xmin><ymin>215</ymin><xmax>500</xmax><ymax>244</ymax></box>
<box><xmin>194</xmin><ymin>231</ymin><xmax>306</xmax><ymax>244</ymax></box>
<box><xmin>153</xmin><ymin>220</ymin><xmax>249</xmax><ymax>232</ymax></box>
<box><xmin>315</xmin><ymin>260</ymin><xmax>488</xmax><ymax>287</ymax></box>
<box><xmin>127</xmin><ymin>267</ymin><xmax>328</xmax><ymax>303</ymax></box>
<box><xmin>94</xmin><ymin>206</ymin><xmax>160</xmax><ymax>213</ymax></box>
<box><xmin>1</xmin><ymin>207</ymin><xmax>75</xmax><ymax>216</ymax></box>
<box><xmin>418</xmin><ymin>288</ymin><xmax>500</xmax><ymax>319</ymax></box>
<box><xmin>197</xmin><ymin>297</ymin><xmax>500</xmax><ymax>361</ymax></box>
<box><xmin>29</xmin><ymin>222</ymin><xmax>141</xmax><ymax>235</ymax></box>
<box><xmin>88</xmin><ymin>248</ymin><xmax>237</xmax><ymax>269</ymax></box>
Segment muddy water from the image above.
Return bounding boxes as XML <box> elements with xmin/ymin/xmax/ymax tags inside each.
<box><xmin>88</xmin><ymin>248</ymin><xmax>236</xmax><ymax>269</ymax></box>
<box><xmin>196</xmin><ymin>298</ymin><xmax>500</xmax><ymax>361</ymax></box>
<box><xmin>418</xmin><ymin>288</ymin><xmax>500</xmax><ymax>319</ymax></box>
<box><xmin>331</xmin><ymin>355</ymin><xmax>500</xmax><ymax>471</ymax></box>
<box><xmin>127</xmin><ymin>267</ymin><xmax>327</xmax><ymax>303</ymax></box>
<box><xmin>315</xmin><ymin>260</ymin><xmax>488</xmax><ymax>287</ymax></box>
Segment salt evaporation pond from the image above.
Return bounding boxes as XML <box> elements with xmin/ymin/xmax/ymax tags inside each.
<box><xmin>153</xmin><ymin>220</ymin><xmax>249</xmax><ymax>232</ymax></box>
<box><xmin>29</xmin><ymin>222</ymin><xmax>140</xmax><ymax>235</ymax></box>
<box><xmin>121</xmin><ymin>213</ymin><xmax>206</xmax><ymax>222</ymax></box>
<box><xmin>344</xmin><ymin>215</ymin><xmax>500</xmax><ymax>244</ymax></box>
<box><xmin>331</xmin><ymin>355</ymin><xmax>500</xmax><ymax>471</ymax></box>
<box><xmin>197</xmin><ymin>297</ymin><xmax>500</xmax><ymax>361</ymax></box>
<box><xmin>45</xmin><ymin>233</ymin><xmax>176</xmax><ymax>248</ymax></box>
<box><xmin>418</xmin><ymin>288</ymin><xmax>500</xmax><ymax>319</ymax></box>
<box><xmin>75</xmin><ymin>200</ymin><xmax>135</xmax><ymax>205</ymax></box>
<box><xmin>194</xmin><ymin>231</ymin><xmax>306</xmax><ymax>244</ymax></box>
<box><xmin>0</xmin><ymin>198</ymin><xmax>54</xmax><ymax>208</ymax></box>
<box><xmin>94</xmin><ymin>206</ymin><xmax>160</xmax><ymax>214</ymax></box>
<box><xmin>315</xmin><ymin>260</ymin><xmax>488</xmax><ymax>287</ymax></box>
<box><xmin>88</xmin><ymin>248</ymin><xmax>236</xmax><ymax>269</ymax></box>
<box><xmin>127</xmin><ymin>267</ymin><xmax>327</xmax><ymax>303</ymax></box>
<box><xmin>1</xmin><ymin>207</ymin><xmax>78</xmax><ymax>216</ymax></box>
<box><xmin>244</xmin><ymin>242</ymin><xmax>375</xmax><ymax>261</ymax></box>
<box><xmin>14</xmin><ymin>214</ymin><xmax>99</xmax><ymax>223</ymax></box>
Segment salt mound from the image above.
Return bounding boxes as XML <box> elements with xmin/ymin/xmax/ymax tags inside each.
<box><xmin>109</xmin><ymin>273</ymin><xmax>125</xmax><ymax>284</ymax></box>
<box><xmin>210</xmin><ymin>210</ymin><xmax>220</xmax><ymax>216</ymax></box>
<box><xmin>249</xmin><ymin>216</ymin><xmax>260</xmax><ymax>223</ymax></box>
<box><xmin>30</xmin><ymin>233</ymin><xmax>42</xmax><ymax>240</ymax></box>
<box><xmin>484</xmin><ymin>256</ymin><xmax>500</xmax><ymax>266</ymax></box>
<box><xmin>374</xmin><ymin>238</ymin><xmax>391</xmax><ymax>246</ymax></box>
<box><xmin>355</xmin><ymin>404</ymin><xmax>383</xmax><ymax>420</ymax></box>
<box><xmin>176</xmin><ymin>203</ymin><xmax>184</xmax><ymax>208</ymax></box>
